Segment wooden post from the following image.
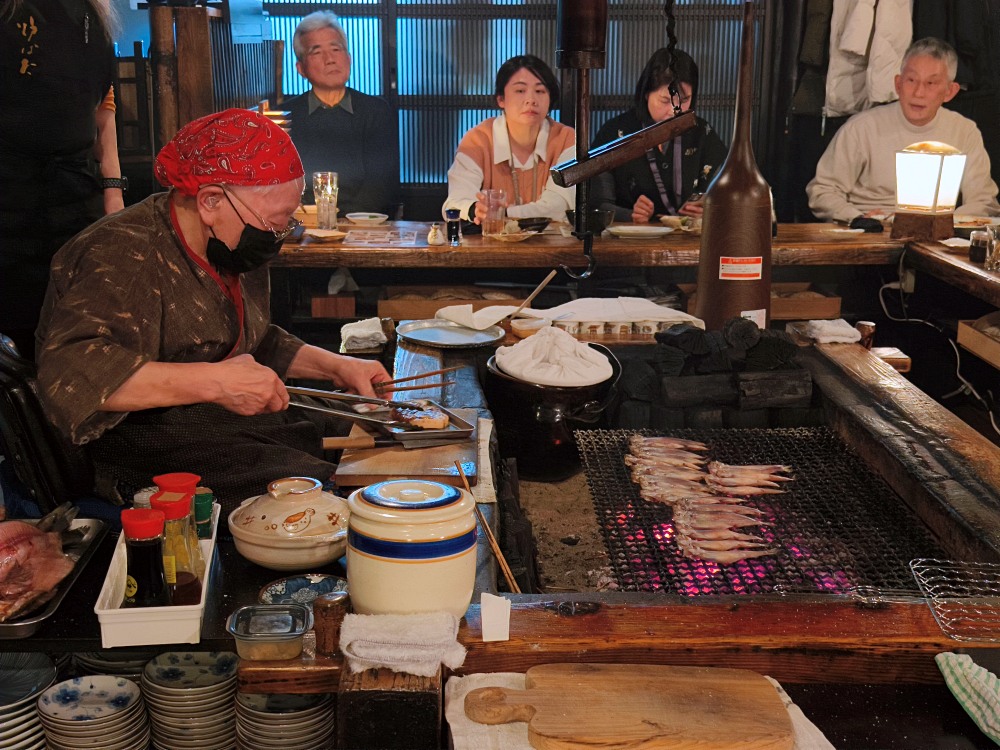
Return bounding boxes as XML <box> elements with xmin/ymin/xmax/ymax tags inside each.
<box><xmin>149</xmin><ymin>4</ymin><xmax>178</xmax><ymax>150</ymax></box>
<box><xmin>273</xmin><ymin>39</ymin><xmax>285</xmax><ymax>106</ymax></box>
<box><xmin>174</xmin><ymin>7</ymin><xmax>216</xmax><ymax>125</ymax></box>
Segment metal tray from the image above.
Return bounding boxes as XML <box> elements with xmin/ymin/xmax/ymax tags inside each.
<box><xmin>373</xmin><ymin>400</ymin><xmax>475</xmax><ymax>441</ymax></box>
<box><xmin>0</xmin><ymin>518</ymin><xmax>107</xmax><ymax>639</ymax></box>
<box><xmin>397</xmin><ymin>319</ymin><xmax>505</xmax><ymax>349</ymax></box>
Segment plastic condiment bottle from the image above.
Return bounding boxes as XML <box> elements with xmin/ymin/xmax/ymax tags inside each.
<box><xmin>152</xmin><ymin>472</ymin><xmax>206</xmax><ymax>579</ymax></box>
<box><xmin>120</xmin><ymin>509</ymin><xmax>171</xmax><ymax>608</ymax></box>
<box><xmin>150</xmin><ymin>494</ymin><xmax>204</xmax><ymax>605</ymax></box>
<box><xmin>194</xmin><ymin>486</ymin><xmax>215</xmax><ymax>540</ymax></box>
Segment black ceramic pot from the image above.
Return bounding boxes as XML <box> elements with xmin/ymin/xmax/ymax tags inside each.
<box><xmin>484</xmin><ymin>344</ymin><xmax>621</xmax><ymax>482</ymax></box>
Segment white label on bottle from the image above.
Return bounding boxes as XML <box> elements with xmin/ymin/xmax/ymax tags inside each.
<box><xmin>719</xmin><ymin>256</ymin><xmax>763</xmax><ymax>280</ymax></box>
<box><xmin>741</xmin><ymin>309</ymin><xmax>766</xmax><ymax>328</ymax></box>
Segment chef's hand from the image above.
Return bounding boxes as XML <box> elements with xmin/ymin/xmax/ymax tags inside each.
<box><xmin>211</xmin><ymin>354</ymin><xmax>289</xmax><ymax>415</ymax></box>
<box><xmin>325</xmin><ymin>356</ymin><xmax>392</xmax><ymax>399</ymax></box>
<box><xmin>632</xmin><ymin>195</ymin><xmax>655</xmax><ymax>224</ymax></box>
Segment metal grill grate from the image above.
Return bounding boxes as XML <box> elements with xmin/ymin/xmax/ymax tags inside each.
<box><xmin>577</xmin><ymin>427</ymin><xmax>945</xmax><ymax>596</ymax></box>
<box><xmin>911</xmin><ymin>559</ymin><xmax>1000</xmax><ymax>642</ymax></box>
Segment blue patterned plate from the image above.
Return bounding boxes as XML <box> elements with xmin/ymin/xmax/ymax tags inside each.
<box><xmin>142</xmin><ymin>651</ymin><xmax>238</xmax><ymax>691</ymax></box>
<box><xmin>36</xmin><ymin>676</ymin><xmax>140</xmax><ymax>722</ymax></box>
<box><xmin>258</xmin><ymin>573</ymin><xmax>347</xmax><ymax>608</ymax></box>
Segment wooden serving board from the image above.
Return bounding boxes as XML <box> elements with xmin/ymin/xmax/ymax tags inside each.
<box><xmin>464</xmin><ymin>663</ymin><xmax>793</xmax><ymax>750</ymax></box>
<box><xmin>334</xmin><ymin>409</ymin><xmax>477</xmax><ymax>488</ymax></box>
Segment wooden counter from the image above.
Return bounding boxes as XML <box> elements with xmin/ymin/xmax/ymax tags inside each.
<box><xmin>906</xmin><ymin>240</ymin><xmax>1000</xmax><ymax>308</ymax></box>
<box><xmin>274</xmin><ymin>222</ymin><xmax>904</xmax><ymax>269</ymax></box>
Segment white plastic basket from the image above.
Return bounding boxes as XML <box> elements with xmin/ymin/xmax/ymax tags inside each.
<box><xmin>94</xmin><ymin>504</ymin><xmax>219</xmax><ymax>648</ymax></box>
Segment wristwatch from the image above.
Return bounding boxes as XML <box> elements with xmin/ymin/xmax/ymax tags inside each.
<box><xmin>100</xmin><ymin>176</ymin><xmax>128</xmax><ymax>191</ymax></box>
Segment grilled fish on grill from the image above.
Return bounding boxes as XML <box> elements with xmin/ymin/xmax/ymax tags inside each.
<box><xmin>626</xmin><ymin>435</ymin><xmax>790</xmax><ymax>564</ymax></box>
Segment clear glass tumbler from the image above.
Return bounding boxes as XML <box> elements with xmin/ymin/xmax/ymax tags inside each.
<box><xmin>482</xmin><ymin>188</ymin><xmax>507</xmax><ymax>237</ymax></box>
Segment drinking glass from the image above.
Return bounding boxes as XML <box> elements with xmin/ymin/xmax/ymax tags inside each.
<box><xmin>313</xmin><ymin>171</ymin><xmax>338</xmax><ymax>199</ymax></box>
<box><xmin>482</xmin><ymin>188</ymin><xmax>507</xmax><ymax>237</ymax></box>
<box><xmin>316</xmin><ymin>192</ymin><xmax>338</xmax><ymax>230</ymax></box>
<box><xmin>986</xmin><ymin>225</ymin><xmax>1000</xmax><ymax>272</ymax></box>
<box><xmin>313</xmin><ymin>172</ymin><xmax>338</xmax><ymax>229</ymax></box>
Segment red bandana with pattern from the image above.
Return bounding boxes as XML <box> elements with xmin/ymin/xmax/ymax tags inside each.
<box><xmin>155</xmin><ymin>108</ymin><xmax>304</xmax><ymax>195</ymax></box>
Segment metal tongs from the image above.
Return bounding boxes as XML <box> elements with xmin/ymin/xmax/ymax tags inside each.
<box><xmin>286</xmin><ymin>385</ymin><xmax>424</xmax><ymax>430</ymax></box>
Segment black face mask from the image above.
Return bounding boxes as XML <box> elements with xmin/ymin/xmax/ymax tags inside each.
<box><xmin>206</xmin><ymin>224</ymin><xmax>284</xmax><ymax>275</ymax></box>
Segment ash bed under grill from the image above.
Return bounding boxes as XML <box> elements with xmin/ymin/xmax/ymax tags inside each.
<box><xmin>577</xmin><ymin>426</ymin><xmax>946</xmax><ymax>596</ymax></box>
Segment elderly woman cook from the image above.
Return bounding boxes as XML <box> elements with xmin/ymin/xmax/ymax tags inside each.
<box><xmin>36</xmin><ymin>109</ymin><xmax>389</xmax><ymax>512</ymax></box>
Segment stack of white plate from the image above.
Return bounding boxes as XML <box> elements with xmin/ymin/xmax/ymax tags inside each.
<box><xmin>50</xmin><ymin>652</ymin><xmax>72</xmax><ymax>680</ymax></box>
<box><xmin>235</xmin><ymin>692</ymin><xmax>335</xmax><ymax>749</ymax></box>
<box><xmin>0</xmin><ymin>653</ymin><xmax>55</xmax><ymax>750</ymax></box>
<box><xmin>73</xmin><ymin>651</ymin><xmax>156</xmax><ymax>682</ymax></box>
<box><xmin>36</xmin><ymin>675</ymin><xmax>149</xmax><ymax>750</ymax></box>
<box><xmin>141</xmin><ymin>651</ymin><xmax>238</xmax><ymax>750</ymax></box>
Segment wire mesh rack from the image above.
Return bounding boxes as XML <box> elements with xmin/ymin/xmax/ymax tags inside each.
<box><xmin>911</xmin><ymin>558</ymin><xmax>1000</xmax><ymax>642</ymax></box>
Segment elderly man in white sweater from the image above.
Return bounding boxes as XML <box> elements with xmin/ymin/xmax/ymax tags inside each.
<box><xmin>807</xmin><ymin>37</ymin><xmax>1000</xmax><ymax>231</ymax></box>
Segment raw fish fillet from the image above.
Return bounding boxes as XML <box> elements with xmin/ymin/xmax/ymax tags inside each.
<box><xmin>0</xmin><ymin>520</ymin><xmax>75</xmax><ymax>622</ymax></box>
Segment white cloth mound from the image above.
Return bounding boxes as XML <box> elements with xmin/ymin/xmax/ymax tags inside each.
<box><xmin>340</xmin><ymin>612</ymin><xmax>466</xmax><ymax>677</ymax></box>
<box><xmin>495</xmin><ymin>326</ymin><xmax>613</xmax><ymax>387</ymax></box>
<box><xmin>340</xmin><ymin>317</ymin><xmax>387</xmax><ymax>350</ymax></box>
<box><xmin>804</xmin><ymin>318</ymin><xmax>861</xmax><ymax>344</ymax></box>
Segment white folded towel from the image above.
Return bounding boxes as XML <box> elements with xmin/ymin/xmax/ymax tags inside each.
<box><xmin>937</xmin><ymin>652</ymin><xmax>1000</xmax><ymax>744</ymax></box>
<box><xmin>340</xmin><ymin>612</ymin><xmax>466</xmax><ymax>677</ymax></box>
<box><xmin>804</xmin><ymin>318</ymin><xmax>862</xmax><ymax>344</ymax></box>
<box><xmin>340</xmin><ymin>317</ymin><xmax>387</xmax><ymax>351</ymax></box>
<box><xmin>494</xmin><ymin>326</ymin><xmax>613</xmax><ymax>387</ymax></box>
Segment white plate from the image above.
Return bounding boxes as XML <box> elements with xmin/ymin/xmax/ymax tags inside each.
<box><xmin>36</xmin><ymin>676</ymin><xmax>141</xmax><ymax>723</ymax></box>
<box><xmin>142</xmin><ymin>651</ymin><xmax>239</xmax><ymax>691</ymax></box>
<box><xmin>954</xmin><ymin>216</ymin><xmax>1000</xmax><ymax>229</ymax></box>
<box><xmin>607</xmin><ymin>225</ymin><xmax>675</xmax><ymax>238</ymax></box>
<box><xmin>346</xmin><ymin>212</ymin><xmax>389</xmax><ymax>226</ymax></box>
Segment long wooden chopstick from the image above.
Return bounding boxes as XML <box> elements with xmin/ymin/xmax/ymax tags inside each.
<box><xmin>454</xmin><ymin>461</ymin><xmax>521</xmax><ymax>594</ymax></box>
<box><xmin>374</xmin><ymin>366</ymin><xmax>461</xmax><ymax>389</ymax></box>
<box><xmin>508</xmin><ymin>269</ymin><xmax>558</xmax><ymax>320</ymax></box>
<box><xmin>377</xmin><ymin>380</ymin><xmax>455</xmax><ymax>394</ymax></box>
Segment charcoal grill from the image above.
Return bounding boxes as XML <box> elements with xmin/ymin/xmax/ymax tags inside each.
<box><xmin>577</xmin><ymin>427</ymin><xmax>945</xmax><ymax>596</ymax></box>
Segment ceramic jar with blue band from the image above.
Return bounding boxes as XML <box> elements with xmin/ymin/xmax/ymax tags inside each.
<box><xmin>346</xmin><ymin>480</ymin><xmax>477</xmax><ymax>617</ymax></box>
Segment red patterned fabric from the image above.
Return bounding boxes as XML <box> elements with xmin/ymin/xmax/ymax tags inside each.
<box><xmin>155</xmin><ymin>108</ymin><xmax>304</xmax><ymax>195</ymax></box>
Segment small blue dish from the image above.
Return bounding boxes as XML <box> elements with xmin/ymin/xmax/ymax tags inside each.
<box><xmin>258</xmin><ymin>573</ymin><xmax>348</xmax><ymax>608</ymax></box>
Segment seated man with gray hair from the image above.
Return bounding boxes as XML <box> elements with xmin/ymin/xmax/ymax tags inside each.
<box><xmin>807</xmin><ymin>37</ymin><xmax>999</xmax><ymax>231</ymax></box>
<box><xmin>285</xmin><ymin>11</ymin><xmax>400</xmax><ymax>216</ymax></box>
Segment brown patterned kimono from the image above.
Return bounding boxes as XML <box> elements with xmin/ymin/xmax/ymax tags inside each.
<box><xmin>36</xmin><ymin>192</ymin><xmax>342</xmax><ymax>511</ymax></box>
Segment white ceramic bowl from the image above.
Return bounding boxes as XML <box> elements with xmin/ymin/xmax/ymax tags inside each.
<box><xmin>346</xmin><ymin>212</ymin><xmax>389</xmax><ymax>226</ymax></box>
<box><xmin>229</xmin><ymin>478</ymin><xmax>350</xmax><ymax>571</ymax></box>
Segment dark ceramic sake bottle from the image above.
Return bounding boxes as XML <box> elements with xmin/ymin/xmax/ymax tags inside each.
<box><xmin>694</xmin><ymin>1</ymin><xmax>772</xmax><ymax>331</ymax></box>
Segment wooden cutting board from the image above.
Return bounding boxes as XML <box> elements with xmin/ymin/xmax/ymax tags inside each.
<box><xmin>334</xmin><ymin>409</ymin><xmax>477</xmax><ymax>488</ymax></box>
<box><xmin>465</xmin><ymin>663</ymin><xmax>793</xmax><ymax>750</ymax></box>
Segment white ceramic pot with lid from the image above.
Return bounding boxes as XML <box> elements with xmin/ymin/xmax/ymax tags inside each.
<box><xmin>346</xmin><ymin>480</ymin><xmax>477</xmax><ymax>617</ymax></box>
<box><xmin>228</xmin><ymin>477</ymin><xmax>350</xmax><ymax>571</ymax></box>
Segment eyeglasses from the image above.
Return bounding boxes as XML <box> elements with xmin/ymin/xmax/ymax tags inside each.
<box><xmin>219</xmin><ymin>185</ymin><xmax>302</xmax><ymax>241</ymax></box>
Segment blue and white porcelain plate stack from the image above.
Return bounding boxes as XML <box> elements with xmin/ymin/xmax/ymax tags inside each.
<box><xmin>36</xmin><ymin>675</ymin><xmax>149</xmax><ymax>750</ymax></box>
<box><xmin>235</xmin><ymin>692</ymin><xmax>335</xmax><ymax>749</ymax></box>
<box><xmin>0</xmin><ymin>652</ymin><xmax>55</xmax><ymax>750</ymax></box>
<box><xmin>140</xmin><ymin>650</ymin><xmax>238</xmax><ymax>750</ymax></box>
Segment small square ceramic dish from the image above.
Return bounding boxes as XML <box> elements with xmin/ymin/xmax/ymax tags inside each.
<box><xmin>226</xmin><ymin>603</ymin><xmax>313</xmax><ymax>661</ymax></box>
